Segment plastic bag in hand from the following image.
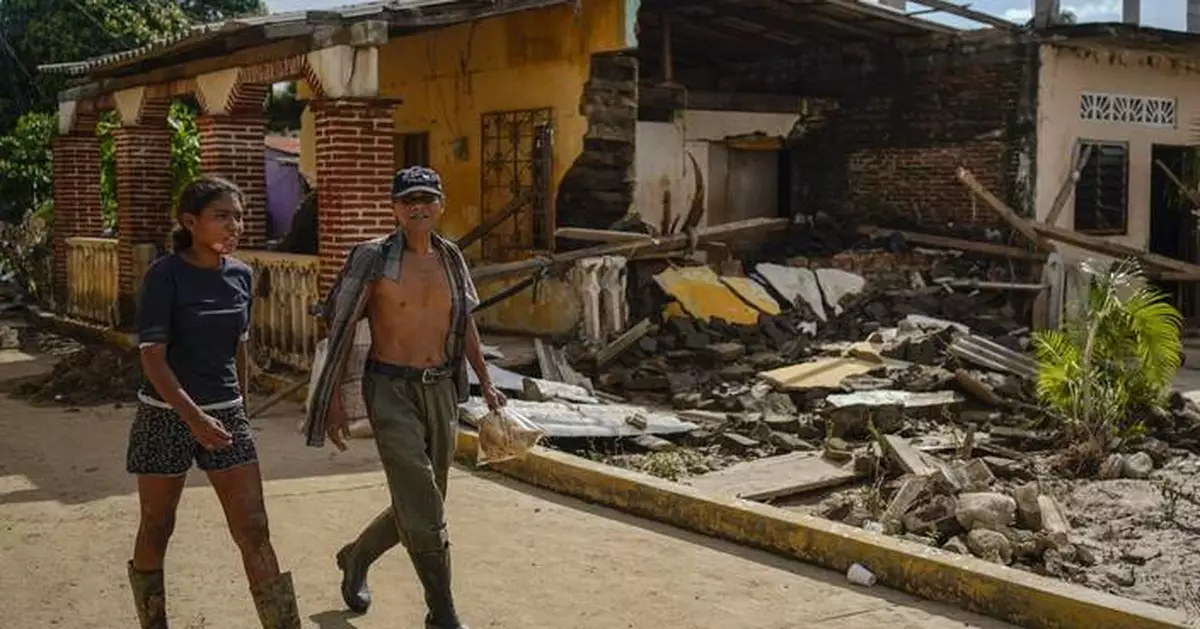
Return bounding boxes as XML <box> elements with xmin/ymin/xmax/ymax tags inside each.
<box><xmin>476</xmin><ymin>405</ymin><xmax>544</xmax><ymax>466</ymax></box>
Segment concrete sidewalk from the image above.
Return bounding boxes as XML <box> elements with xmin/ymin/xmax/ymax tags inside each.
<box><xmin>0</xmin><ymin>391</ymin><xmax>1014</xmax><ymax>629</ymax></box>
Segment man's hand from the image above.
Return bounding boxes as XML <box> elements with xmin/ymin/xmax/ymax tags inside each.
<box><xmin>183</xmin><ymin>411</ymin><xmax>233</xmax><ymax>451</ymax></box>
<box><xmin>327</xmin><ymin>404</ymin><xmax>351</xmax><ymax>451</ymax></box>
<box><xmin>482</xmin><ymin>382</ymin><xmax>507</xmax><ymax>412</ymax></box>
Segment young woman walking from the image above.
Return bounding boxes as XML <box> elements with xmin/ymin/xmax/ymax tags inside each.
<box><xmin>125</xmin><ymin>176</ymin><xmax>300</xmax><ymax>629</ymax></box>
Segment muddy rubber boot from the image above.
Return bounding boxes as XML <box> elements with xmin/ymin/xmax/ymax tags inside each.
<box><xmin>336</xmin><ymin>543</ymin><xmax>372</xmax><ymax>613</ymax></box>
<box><xmin>410</xmin><ymin>547</ymin><xmax>469</xmax><ymax>629</ymax></box>
<box><xmin>127</xmin><ymin>560</ymin><xmax>168</xmax><ymax>629</ymax></box>
<box><xmin>250</xmin><ymin>571</ymin><xmax>302</xmax><ymax>629</ymax></box>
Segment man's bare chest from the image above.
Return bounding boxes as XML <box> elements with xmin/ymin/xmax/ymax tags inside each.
<box><xmin>369</xmin><ymin>256</ymin><xmax>452</xmax><ymax>314</ymax></box>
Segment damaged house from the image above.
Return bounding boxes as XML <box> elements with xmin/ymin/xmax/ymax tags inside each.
<box><xmin>38</xmin><ymin>0</ymin><xmax>1200</xmax><ymax>361</ymax></box>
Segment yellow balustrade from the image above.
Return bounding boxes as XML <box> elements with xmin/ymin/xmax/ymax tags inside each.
<box><xmin>64</xmin><ymin>237</ymin><xmax>119</xmax><ymax>327</ymax></box>
<box><xmin>235</xmin><ymin>250</ymin><xmax>321</xmax><ymax>370</ymax></box>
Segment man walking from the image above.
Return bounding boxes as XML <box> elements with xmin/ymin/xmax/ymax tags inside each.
<box><xmin>303</xmin><ymin>166</ymin><xmax>504</xmax><ymax>629</ymax></box>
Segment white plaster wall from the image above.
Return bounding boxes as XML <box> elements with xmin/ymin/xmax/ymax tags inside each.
<box><xmin>1036</xmin><ymin>44</ymin><xmax>1200</xmax><ymax>253</ymax></box>
<box><xmin>633</xmin><ymin>109</ymin><xmax>798</xmax><ymax>230</ymax></box>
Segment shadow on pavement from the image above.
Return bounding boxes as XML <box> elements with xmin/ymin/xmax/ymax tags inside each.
<box><xmin>0</xmin><ymin>393</ymin><xmax>384</xmax><ymax>506</ymax></box>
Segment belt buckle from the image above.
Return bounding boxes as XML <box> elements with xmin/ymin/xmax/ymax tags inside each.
<box><xmin>421</xmin><ymin>368</ymin><xmax>439</xmax><ymax>384</ymax></box>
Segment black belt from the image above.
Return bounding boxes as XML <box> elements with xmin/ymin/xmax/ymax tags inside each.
<box><xmin>365</xmin><ymin>359</ymin><xmax>454</xmax><ymax>383</ymax></box>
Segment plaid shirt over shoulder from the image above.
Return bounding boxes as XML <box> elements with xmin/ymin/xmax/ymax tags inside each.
<box><xmin>302</xmin><ymin>232</ymin><xmax>477</xmax><ymax>448</ymax></box>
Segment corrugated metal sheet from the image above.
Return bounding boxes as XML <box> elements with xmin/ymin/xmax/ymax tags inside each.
<box><xmin>947</xmin><ymin>334</ymin><xmax>1039</xmax><ymax>380</ymax></box>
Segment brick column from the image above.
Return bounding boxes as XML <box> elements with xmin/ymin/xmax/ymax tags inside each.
<box><xmin>197</xmin><ymin>114</ymin><xmax>267</xmax><ymax>247</ymax></box>
<box><xmin>113</xmin><ymin>124</ymin><xmax>173</xmax><ymax>324</ymax></box>
<box><xmin>51</xmin><ymin>132</ymin><xmax>102</xmax><ymax>307</ymax></box>
<box><xmin>312</xmin><ymin>99</ymin><xmax>397</xmax><ymax>294</ymax></box>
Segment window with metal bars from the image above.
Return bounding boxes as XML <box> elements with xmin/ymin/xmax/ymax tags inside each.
<box><xmin>1073</xmin><ymin>141</ymin><xmax>1129</xmax><ymax>235</ymax></box>
<box><xmin>479</xmin><ymin>108</ymin><xmax>554</xmax><ymax>261</ymax></box>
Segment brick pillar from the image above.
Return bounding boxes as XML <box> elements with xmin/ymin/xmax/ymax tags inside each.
<box><xmin>197</xmin><ymin>114</ymin><xmax>267</xmax><ymax>247</ymax></box>
<box><xmin>51</xmin><ymin>132</ymin><xmax>102</xmax><ymax>307</ymax></box>
<box><xmin>312</xmin><ymin>99</ymin><xmax>396</xmax><ymax>294</ymax></box>
<box><xmin>113</xmin><ymin>124</ymin><xmax>173</xmax><ymax>324</ymax></box>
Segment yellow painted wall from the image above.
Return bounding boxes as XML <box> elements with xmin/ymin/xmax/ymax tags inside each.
<box><xmin>299</xmin><ymin>0</ymin><xmax>630</xmax><ymax>335</ymax></box>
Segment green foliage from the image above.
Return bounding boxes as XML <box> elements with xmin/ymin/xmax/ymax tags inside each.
<box><xmin>97</xmin><ymin>111</ymin><xmax>119</xmax><ymax>230</ymax></box>
<box><xmin>0</xmin><ymin>201</ymin><xmax>54</xmax><ymax>305</ymax></box>
<box><xmin>0</xmin><ymin>111</ymin><xmax>54</xmax><ymax>223</ymax></box>
<box><xmin>1033</xmin><ymin>259</ymin><xmax>1183</xmax><ymax>449</ymax></box>
<box><xmin>0</xmin><ymin>0</ymin><xmax>266</xmax><ymax>132</ymax></box>
<box><xmin>168</xmin><ymin>100</ymin><xmax>201</xmax><ymax>211</ymax></box>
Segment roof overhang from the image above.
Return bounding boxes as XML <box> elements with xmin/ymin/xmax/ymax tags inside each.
<box><xmin>40</xmin><ymin>0</ymin><xmax>570</xmax><ymax>96</ymax></box>
<box><xmin>1037</xmin><ymin>22</ymin><xmax>1200</xmax><ymax>56</ymax></box>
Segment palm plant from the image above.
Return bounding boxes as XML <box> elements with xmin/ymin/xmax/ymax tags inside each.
<box><xmin>1033</xmin><ymin>258</ymin><xmax>1183</xmax><ymax>455</ymax></box>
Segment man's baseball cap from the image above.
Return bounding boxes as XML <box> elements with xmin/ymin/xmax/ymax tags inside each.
<box><xmin>392</xmin><ymin>166</ymin><xmax>444</xmax><ymax>199</ymax></box>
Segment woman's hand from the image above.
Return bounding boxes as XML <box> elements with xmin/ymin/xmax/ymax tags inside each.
<box><xmin>183</xmin><ymin>412</ymin><xmax>233</xmax><ymax>450</ymax></box>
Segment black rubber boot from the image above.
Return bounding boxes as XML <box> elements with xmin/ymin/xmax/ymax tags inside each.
<box><xmin>410</xmin><ymin>546</ymin><xmax>469</xmax><ymax>629</ymax></box>
<box><xmin>127</xmin><ymin>560</ymin><xmax>169</xmax><ymax>629</ymax></box>
<box><xmin>336</xmin><ymin>543</ymin><xmax>372</xmax><ymax>613</ymax></box>
<box><xmin>250</xmin><ymin>571</ymin><xmax>302</xmax><ymax>629</ymax></box>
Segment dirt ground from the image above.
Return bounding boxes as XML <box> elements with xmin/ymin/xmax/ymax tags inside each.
<box><xmin>0</xmin><ymin>356</ymin><xmax>1013</xmax><ymax>629</ymax></box>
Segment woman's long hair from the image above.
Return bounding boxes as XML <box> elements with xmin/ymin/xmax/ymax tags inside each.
<box><xmin>171</xmin><ymin>176</ymin><xmax>245</xmax><ymax>252</ymax></box>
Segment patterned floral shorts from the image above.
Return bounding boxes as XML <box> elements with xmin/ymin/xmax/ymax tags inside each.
<box><xmin>126</xmin><ymin>402</ymin><xmax>258</xmax><ymax>476</ymax></box>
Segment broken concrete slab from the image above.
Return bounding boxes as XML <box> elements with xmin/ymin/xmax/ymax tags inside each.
<box><xmin>815</xmin><ymin>268</ymin><xmax>866</xmax><ymax>316</ymax></box>
<box><xmin>685</xmin><ymin>451</ymin><xmax>863</xmax><ymax>501</ymax></box>
<box><xmin>754</xmin><ymin>263</ymin><xmax>826</xmax><ymax>321</ymax></box>
<box><xmin>458</xmin><ymin>398</ymin><xmax>697</xmax><ymax>439</ymax></box>
<box><xmin>882</xmin><ymin>475</ymin><xmax>929</xmax><ymax>532</ymax></box>
<box><xmin>824</xmin><ymin>390</ymin><xmax>965</xmax><ymax>414</ymax></box>
<box><xmin>721</xmin><ymin>276</ymin><xmax>782</xmax><ymax>317</ymax></box>
<box><xmin>653</xmin><ymin>266</ymin><xmax>763</xmax><ymax>325</ymax></box>
<box><xmin>944</xmin><ymin>459</ymin><xmax>996</xmax><ymax>492</ymax></box>
<box><xmin>522</xmin><ymin>377</ymin><xmax>599</xmax><ymax>404</ymax></box>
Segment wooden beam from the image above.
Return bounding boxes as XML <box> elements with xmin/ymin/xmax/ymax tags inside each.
<box><xmin>555</xmin><ymin>228</ymin><xmax>658</xmax><ymax>244</ymax></box>
<box><xmin>957</xmin><ymin>167</ymin><xmax>1051</xmax><ymax>251</ymax></box>
<box><xmin>472</xmin><ymin>217</ymin><xmax>789</xmax><ymax>284</ymax></box>
<box><xmin>1044</xmin><ymin>142</ymin><xmax>1093</xmax><ymax>227</ymax></box>
<box><xmin>906</xmin><ymin>0</ymin><xmax>1019</xmax><ymax>31</ymax></box>
<box><xmin>1032</xmin><ymin>222</ymin><xmax>1200</xmax><ymax>277</ymax></box>
<box><xmin>456</xmin><ymin>193</ymin><xmax>529</xmax><ymax>251</ymax></box>
<box><xmin>1154</xmin><ymin>159</ymin><xmax>1200</xmax><ymax>209</ymax></box>
<box><xmin>856</xmin><ymin>225</ymin><xmax>1044</xmax><ymax>261</ymax></box>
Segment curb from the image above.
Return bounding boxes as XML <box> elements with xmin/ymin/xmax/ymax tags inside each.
<box><xmin>453</xmin><ymin>430</ymin><xmax>1190</xmax><ymax>629</ymax></box>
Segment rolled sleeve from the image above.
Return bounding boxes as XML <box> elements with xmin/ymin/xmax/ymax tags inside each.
<box><xmin>240</xmin><ymin>271</ymin><xmax>253</xmax><ymax>342</ymax></box>
<box><xmin>136</xmin><ymin>261</ymin><xmax>174</xmax><ymax>346</ymax></box>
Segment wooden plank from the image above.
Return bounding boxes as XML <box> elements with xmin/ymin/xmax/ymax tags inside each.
<box><xmin>1154</xmin><ymin>159</ymin><xmax>1200</xmax><ymax>209</ymax></box>
<box><xmin>1045</xmin><ymin>143</ymin><xmax>1093</xmax><ymax>226</ymax></box>
<box><xmin>595</xmin><ymin>318</ymin><xmax>654</xmax><ymax>370</ymax></box>
<box><xmin>457</xmin><ymin>192</ymin><xmax>529</xmax><ymax>251</ymax></box>
<box><xmin>856</xmin><ymin>225</ymin><xmax>1044</xmax><ymax>261</ymax></box>
<box><xmin>554</xmin><ymin>228</ymin><xmax>657</xmax><ymax>243</ymax></box>
<box><xmin>957</xmin><ymin>167</ymin><xmax>1050</xmax><ymax>250</ymax></box>
<box><xmin>882</xmin><ymin>435</ymin><xmax>935</xmax><ymax>476</ymax></box>
<box><xmin>1031</xmin><ymin>222</ymin><xmax>1200</xmax><ymax>277</ymax></box>
<box><xmin>472</xmin><ymin>217</ymin><xmax>789</xmax><ymax>284</ymax></box>
<box><xmin>685</xmin><ymin>452</ymin><xmax>862</xmax><ymax>501</ymax></box>
<box><xmin>907</xmin><ymin>0</ymin><xmax>1019</xmax><ymax>31</ymax></box>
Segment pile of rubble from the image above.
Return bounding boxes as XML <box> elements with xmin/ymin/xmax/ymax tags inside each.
<box><xmin>532</xmin><ymin>242</ymin><xmax>1200</xmax><ymax>605</ymax></box>
<box><xmin>13</xmin><ymin>344</ymin><xmax>141</xmax><ymax>406</ymax></box>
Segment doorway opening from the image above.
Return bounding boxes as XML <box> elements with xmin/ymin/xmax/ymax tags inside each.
<box><xmin>1149</xmin><ymin>144</ymin><xmax>1200</xmax><ymax>321</ymax></box>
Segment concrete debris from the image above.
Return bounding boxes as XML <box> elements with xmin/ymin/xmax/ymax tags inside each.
<box><xmin>755</xmin><ymin>263</ymin><xmax>826</xmax><ymax>321</ymax></box>
<box><xmin>1122</xmin><ymin>452</ymin><xmax>1155</xmax><ymax>479</ymax></box>
<box><xmin>967</xmin><ymin>529</ymin><xmax>1014</xmax><ymax>565</ymax></box>
<box><xmin>955</xmin><ymin>492</ymin><xmax>1016</xmax><ymax>531</ymax></box>
<box><xmin>815</xmin><ymin>269</ymin><xmax>866</xmax><ymax>316</ymax></box>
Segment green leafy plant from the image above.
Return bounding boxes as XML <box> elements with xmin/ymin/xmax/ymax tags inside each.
<box><xmin>0</xmin><ymin>111</ymin><xmax>54</xmax><ymax>223</ymax></box>
<box><xmin>1033</xmin><ymin>258</ymin><xmax>1182</xmax><ymax>468</ymax></box>
<box><xmin>168</xmin><ymin>100</ymin><xmax>201</xmax><ymax>209</ymax></box>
